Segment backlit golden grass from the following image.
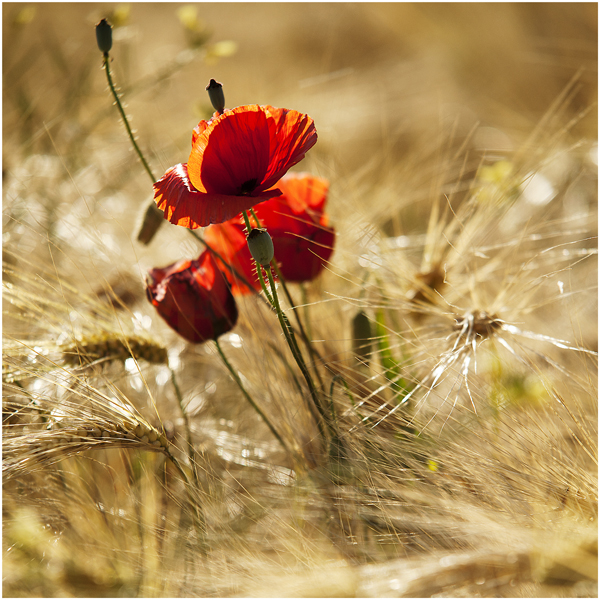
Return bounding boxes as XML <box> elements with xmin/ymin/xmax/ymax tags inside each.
<box><xmin>3</xmin><ymin>3</ymin><xmax>597</xmax><ymax>597</ymax></box>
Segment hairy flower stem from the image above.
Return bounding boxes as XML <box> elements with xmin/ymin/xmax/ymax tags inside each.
<box><xmin>102</xmin><ymin>54</ymin><xmax>156</xmax><ymax>183</ymax></box>
<box><xmin>214</xmin><ymin>338</ymin><xmax>292</xmax><ymax>457</ymax></box>
<box><xmin>264</xmin><ymin>265</ymin><xmax>334</xmax><ymax>442</ymax></box>
<box><xmin>248</xmin><ymin>208</ymin><xmax>323</xmax><ymax>388</ymax></box>
<box><xmin>271</xmin><ymin>261</ymin><xmax>325</xmax><ymax>391</ymax></box>
<box><xmin>101</xmin><ymin>52</ymin><xmax>167</xmax><ymax>244</ymax></box>
<box><xmin>300</xmin><ymin>283</ymin><xmax>313</xmax><ymax>343</ymax></box>
<box><xmin>241</xmin><ymin>211</ymin><xmax>274</xmax><ymax>304</ymax></box>
<box><xmin>242</xmin><ymin>210</ymin><xmax>333</xmax><ymax>443</ymax></box>
<box><xmin>170</xmin><ymin>367</ymin><xmax>200</xmax><ymax>488</ymax></box>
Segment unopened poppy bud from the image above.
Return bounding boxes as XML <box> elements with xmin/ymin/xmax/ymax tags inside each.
<box><xmin>146</xmin><ymin>251</ymin><xmax>238</xmax><ymax>344</ymax></box>
<box><xmin>95</xmin><ymin>18</ymin><xmax>113</xmax><ymax>54</ymax></box>
<box><xmin>137</xmin><ymin>202</ymin><xmax>164</xmax><ymax>245</ymax></box>
<box><xmin>206</xmin><ymin>78</ymin><xmax>225</xmax><ymax>113</ymax></box>
<box><xmin>247</xmin><ymin>228</ymin><xmax>274</xmax><ymax>266</ymax></box>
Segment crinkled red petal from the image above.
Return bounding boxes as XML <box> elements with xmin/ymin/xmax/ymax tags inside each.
<box><xmin>188</xmin><ymin>106</ymin><xmax>271</xmax><ymax>195</ymax></box>
<box><xmin>275</xmin><ymin>172</ymin><xmax>329</xmax><ymax>214</ymax></box>
<box><xmin>187</xmin><ymin>105</ymin><xmax>317</xmax><ymax>198</ymax></box>
<box><xmin>191</xmin><ymin>112</ymin><xmax>220</xmax><ymax>147</ymax></box>
<box><xmin>153</xmin><ymin>163</ymin><xmax>281</xmax><ymax>229</ymax></box>
<box><xmin>146</xmin><ymin>251</ymin><xmax>238</xmax><ymax>343</ymax></box>
<box><xmin>205</xmin><ymin>221</ymin><xmax>261</xmax><ymax>295</ymax></box>
<box><xmin>260</xmin><ymin>107</ymin><xmax>318</xmax><ymax>191</ymax></box>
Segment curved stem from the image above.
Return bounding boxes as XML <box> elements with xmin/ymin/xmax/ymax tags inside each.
<box><xmin>170</xmin><ymin>367</ymin><xmax>200</xmax><ymax>488</ymax></box>
<box><xmin>102</xmin><ymin>54</ymin><xmax>156</xmax><ymax>184</ymax></box>
<box><xmin>271</xmin><ymin>261</ymin><xmax>325</xmax><ymax>390</ymax></box>
<box><xmin>214</xmin><ymin>338</ymin><xmax>291</xmax><ymax>457</ymax></box>
<box><xmin>248</xmin><ymin>208</ymin><xmax>322</xmax><ymax>386</ymax></box>
<box><xmin>264</xmin><ymin>265</ymin><xmax>333</xmax><ymax>442</ymax></box>
<box><xmin>163</xmin><ymin>447</ymin><xmax>208</xmax><ymax>555</ymax></box>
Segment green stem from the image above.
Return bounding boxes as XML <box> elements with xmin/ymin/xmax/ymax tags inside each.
<box><xmin>271</xmin><ymin>261</ymin><xmax>325</xmax><ymax>390</ymax></box>
<box><xmin>248</xmin><ymin>208</ymin><xmax>322</xmax><ymax>387</ymax></box>
<box><xmin>102</xmin><ymin>54</ymin><xmax>156</xmax><ymax>184</ymax></box>
<box><xmin>300</xmin><ymin>283</ymin><xmax>313</xmax><ymax>343</ymax></box>
<box><xmin>264</xmin><ymin>264</ymin><xmax>332</xmax><ymax>441</ymax></box>
<box><xmin>243</xmin><ymin>210</ymin><xmax>330</xmax><ymax>441</ymax></box>
<box><xmin>214</xmin><ymin>338</ymin><xmax>291</xmax><ymax>456</ymax></box>
<box><xmin>242</xmin><ymin>209</ymin><xmax>254</xmax><ymax>232</ymax></box>
<box><xmin>241</xmin><ymin>210</ymin><xmax>274</xmax><ymax>305</ymax></box>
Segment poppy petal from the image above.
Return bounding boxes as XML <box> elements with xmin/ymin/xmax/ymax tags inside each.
<box><xmin>191</xmin><ymin>112</ymin><xmax>219</xmax><ymax>147</ymax></box>
<box><xmin>276</xmin><ymin>172</ymin><xmax>329</xmax><ymax>214</ymax></box>
<box><xmin>146</xmin><ymin>251</ymin><xmax>238</xmax><ymax>343</ymax></box>
<box><xmin>205</xmin><ymin>221</ymin><xmax>260</xmax><ymax>295</ymax></box>
<box><xmin>260</xmin><ymin>107</ymin><xmax>318</xmax><ymax>191</ymax></box>
<box><xmin>205</xmin><ymin>172</ymin><xmax>334</xmax><ymax>289</ymax></box>
<box><xmin>154</xmin><ymin>163</ymin><xmax>281</xmax><ymax>228</ymax></box>
<box><xmin>188</xmin><ymin>105</ymin><xmax>271</xmax><ymax>195</ymax></box>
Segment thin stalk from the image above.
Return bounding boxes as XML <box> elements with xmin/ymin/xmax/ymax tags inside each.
<box><xmin>300</xmin><ymin>283</ymin><xmax>313</xmax><ymax>342</ymax></box>
<box><xmin>163</xmin><ymin>447</ymin><xmax>208</xmax><ymax>555</ymax></box>
<box><xmin>271</xmin><ymin>261</ymin><xmax>325</xmax><ymax>390</ymax></box>
<box><xmin>243</xmin><ymin>210</ymin><xmax>331</xmax><ymax>440</ymax></box>
<box><xmin>264</xmin><ymin>264</ymin><xmax>333</xmax><ymax>441</ymax></box>
<box><xmin>267</xmin><ymin>340</ymin><xmax>322</xmax><ymax>427</ymax></box>
<box><xmin>214</xmin><ymin>338</ymin><xmax>291</xmax><ymax>456</ymax></box>
<box><xmin>241</xmin><ymin>210</ymin><xmax>275</xmax><ymax>305</ymax></box>
<box><xmin>102</xmin><ymin>54</ymin><xmax>156</xmax><ymax>183</ymax></box>
<box><xmin>248</xmin><ymin>207</ymin><xmax>323</xmax><ymax>387</ymax></box>
<box><xmin>170</xmin><ymin>367</ymin><xmax>200</xmax><ymax>488</ymax></box>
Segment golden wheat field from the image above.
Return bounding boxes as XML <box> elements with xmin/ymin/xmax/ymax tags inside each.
<box><xmin>2</xmin><ymin>2</ymin><xmax>598</xmax><ymax>597</ymax></box>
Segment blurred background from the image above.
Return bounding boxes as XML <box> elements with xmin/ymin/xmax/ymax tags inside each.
<box><xmin>3</xmin><ymin>1</ymin><xmax>597</xmax><ymax>297</ymax></box>
<box><xmin>2</xmin><ymin>3</ymin><xmax>598</xmax><ymax>597</ymax></box>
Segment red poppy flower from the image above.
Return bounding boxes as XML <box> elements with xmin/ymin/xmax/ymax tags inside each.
<box><xmin>146</xmin><ymin>250</ymin><xmax>238</xmax><ymax>343</ymax></box>
<box><xmin>205</xmin><ymin>173</ymin><xmax>335</xmax><ymax>294</ymax></box>
<box><xmin>154</xmin><ymin>105</ymin><xmax>318</xmax><ymax>229</ymax></box>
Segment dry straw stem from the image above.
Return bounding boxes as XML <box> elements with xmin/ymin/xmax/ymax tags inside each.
<box><xmin>3</xmin><ymin>251</ymin><xmax>168</xmax><ymax>374</ymax></box>
<box><xmin>3</xmin><ymin>4</ymin><xmax>598</xmax><ymax>597</ymax></box>
<box><xmin>4</xmin><ymin>365</ymin><xmax>169</xmax><ymax>481</ymax></box>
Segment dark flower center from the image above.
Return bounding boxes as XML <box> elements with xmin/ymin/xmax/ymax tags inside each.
<box><xmin>239</xmin><ymin>178</ymin><xmax>258</xmax><ymax>195</ymax></box>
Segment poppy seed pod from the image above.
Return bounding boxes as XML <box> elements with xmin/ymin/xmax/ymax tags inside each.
<box><xmin>247</xmin><ymin>228</ymin><xmax>274</xmax><ymax>266</ymax></box>
<box><xmin>95</xmin><ymin>18</ymin><xmax>113</xmax><ymax>54</ymax></box>
<box><xmin>206</xmin><ymin>78</ymin><xmax>225</xmax><ymax>113</ymax></box>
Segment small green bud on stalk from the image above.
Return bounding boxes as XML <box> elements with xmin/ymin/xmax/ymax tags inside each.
<box><xmin>206</xmin><ymin>78</ymin><xmax>225</xmax><ymax>113</ymax></box>
<box><xmin>95</xmin><ymin>18</ymin><xmax>113</xmax><ymax>55</ymax></box>
<box><xmin>247</xmin><ymin>228</ymin><xmax>274</xmax><ymax>266</ymax></box>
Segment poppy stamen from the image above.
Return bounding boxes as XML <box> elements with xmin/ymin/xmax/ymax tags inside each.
<box><xmin>240</xmin><ymin>178</ymin><xmax>258</xmax><ymax>195</ymax></box>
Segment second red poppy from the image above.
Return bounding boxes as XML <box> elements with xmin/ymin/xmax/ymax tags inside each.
<box><xmin>205</xmin><ymin>173</ymin><xmax>335</xmax><ymax>294</ymax></box>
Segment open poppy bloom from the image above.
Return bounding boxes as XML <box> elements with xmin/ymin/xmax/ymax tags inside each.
<box><xmin>205</xmin><ymin>173</ymin><xmax>335</xmax><ymax>294</ymax></box>
<box><xmin>146</xmin><ymin>250</ymin><xmax>238</xmax><ymax>343</ymax></box>
<box><xmin>154</xmin><ymin>105</ymin><xmax>318</xmax><ymax>229</ymax></box>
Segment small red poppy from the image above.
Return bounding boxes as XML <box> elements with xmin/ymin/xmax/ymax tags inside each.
<box><xmin>154</xmin><ymin>105</ymin><xmax>318</xmax><ymax>229</ymax></box>
<box><xmin>146</xmin><ymin>250</ymin><xmax>238</xmax><ymax>343</ymax></box>
<box><xmin>205</xmin><ymin>173</ymin><xmax>335</xmax><ymax>294</ymax></box>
